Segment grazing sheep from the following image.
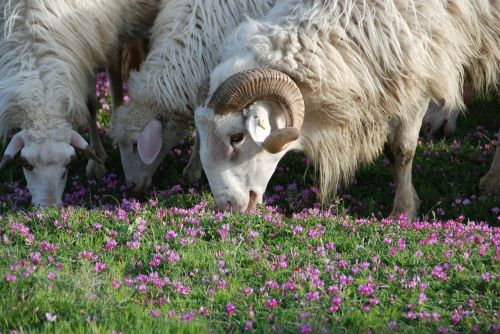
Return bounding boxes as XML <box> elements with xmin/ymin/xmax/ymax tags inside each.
<box><xmin>109</xmin><ymin>0</ymin><xmax>275</xmax><ymax>193</ymax></box>
<box><xmin>422</xmin><ymin>83</ymin><xmax>474</xmax><ymax>138</ymax></box>
<box><xmin>194</xmin><ymin>0</ymin><xmax>499</xmax><ymax>219</ymax></box>
<box><xmin>0</xmin><ymin>0</ymin><xmax>159</xmax><ymax>207</ymax></box>
<box><xmin>422</xmin><ymin>103</ymin><xmax>461</xmax><ymax>139</ymax></box>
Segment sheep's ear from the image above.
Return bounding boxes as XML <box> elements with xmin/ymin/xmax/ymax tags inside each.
<box><xmin>245</xmin><ymin>103</ymin><xmax>272</xmax><ymax>145</ymax></box>
<box><xmin>70</xmin><ymin>130</ymin><xmax>102</xmax><ymax>164</ymax></box>
<box><xmin>0</xmin><ymin>131</ymin><xmax>25</xmax><ymax>171</ymax></box>
<box><xmin>245</xmin><ymin>102</ymin><xmax>299</xmax><ymax>153</ymax></box>
<box><xmin>70</xmin><ymin>130</ymin><xmax>90</xmax><ymax>150</ymax></box>
<box><xmin>138</xmin><ymin>119</ymin><xmax>162</xmax><ymax>165</ymax></box>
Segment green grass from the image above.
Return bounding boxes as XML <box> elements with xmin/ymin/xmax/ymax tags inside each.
<box><xmin>0</xmin><ymin>206</ymin><xmax>498</xmax><ymax>333</ymax></box>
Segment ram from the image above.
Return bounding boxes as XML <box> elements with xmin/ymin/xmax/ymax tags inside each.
<box><xmin>194</xmin><ymin>0</ymin><xmax>499</xmax><ymax>219</ymax></box>
<box><xmin>0</xmin><ymin>0</ymin><xmax>159</xmax><ymax>206</ymax></box>
<box><xmin>109</xmin><ymin>0</ymin><xmax>275</xmax><ymax>193</ymax></box>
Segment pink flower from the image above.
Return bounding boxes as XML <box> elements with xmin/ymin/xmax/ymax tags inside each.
<box><xmin>5</xmin><ymin>273</ymin><xmax>16</xmax><ymax>282</ymax></box>
<box><xmin>418</xmin><ymin>293</ymin><xmax>428</xmax><ymax>304</ymax></box>
<box><xmin>292</xmin><ymin>225</ymin><xmax>304</xmax><ymax>235</ymax></box>
<box><xmin>180</xmin><ymin>311</ymin><xmax>196</xmax><ymax>322</ymax></box>
<box><xmin>405</xmin><ymin>311</ymin><xmax>417</xmax><ymax>319</ymax></box>
<box><xmin>331</xmin><ymin>296</ymin><xmax>342</xmax><ymax>306</ymax></box>
<box><xmin>164</xmin><ymin>230</ymin><xmax>178</xmax><ymax>239</ymax></box>
<box><xmin>226</xmin><ymin>303</ymin><xmax>236</xmax><ymax>315</ymax></box>
<box><xmin>397</xmin><ymin>238</ymin><xmax>406</xmax><ymax>251</ymax></box>
<box><xmin>305</xmin><ymin>291</ymin><xmax>320</xmax><ymax>302</ymax></box>
<box><xmin>245</xmin><ymin>320</ymin><xmax>253</xmax><ymax>330</ymax></box>
<box><xmin>112</xmin><ymin>279</ymin><xmax>121</xmax><ymax>289</ymax></box>
<box><xmin>431</xmin><ymin>265</ymin><xmax>448</xmax><ymax>281</ymax></box>
<box><xmin>358</xmin><ymin>283</ymin><xmax>376</xmax><ymax>295</ymax></box>
<box><xmin>264</xmin><ymin>299</ymin><xmax>279</xmax><ymax>309</ymax></box>
<box><xmin>300</xmin><ymin>324</ymin><xmax>312</xmax><ymax>334</ymax></box>
<box><xmin>478</xmin><ymin>243</ymin><xmax>489</xmax><ymax>256</ymax></box>
<box><xmin>103</xmin><ymin>239</ymin><xmax>118</xmax><ymax>251</ymax></box>
<box><xmin>328</xmin><ymin>304</ymin><xmax>339</xmax><ymax>313</ymax></box>
<box><xmin>47</xmin><ymin>272</ymin><xmax>56</xmax><ymax>280</ymax></box>
<box><xmin>94</xmin><ymin>262</ymin><xmax>107</xmax><ymax>273</ymax></box>
<box><xmin>480</xmin><ymin>272</ymin><xmax>490</xmax><ymax>282</ymax></box>
<box><xmin>450</xmin><ymin>313</ymin><xmax>462</xmax><ymax>325</ymax></box>
<box><xmin>151</xmin><ymin>309</ymin><xmax>160</xmax><ymax>318</ymax></box>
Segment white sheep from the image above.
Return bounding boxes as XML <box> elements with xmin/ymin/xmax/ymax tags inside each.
<box><xmin>0</xmin><ymin>0</ymin><xmax>159</xmax><ymax>206</ymax></box>
<box><xmin>109</xmin><ymin>0</ymin><xmax>275</xmax><ymax>193</ymax></box>
<box><xmin>194</xmin><ymin>0</ymin><xmax>499</xmax><ymax>219</ymax></box>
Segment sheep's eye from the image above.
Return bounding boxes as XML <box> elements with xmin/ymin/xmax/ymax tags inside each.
<box><xmin>230</xmin><ymin>133</ymin><xmax>245</xmax><ymax>145</ymax></box>
<box><xmin>132</xmin><ymin>141</ymin><xmax>138</xmax><ymax>153</ymax></box>
<box><xmin>61</xmin><ymin>171</ymin><xmax>67</xmax><ymax>180</ymax></box>
<box><xmin>20</xmin><ymin>157</ymin><xmax>34</xmax><ymax>171</ymax></box>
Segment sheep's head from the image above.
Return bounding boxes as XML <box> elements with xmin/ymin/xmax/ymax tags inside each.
<box><xmin>110</xmin><ymin>102</ymin><xmax>188</xmax><ymax>193</ymax></box>
<box><xmin>0</xmin><ymin>129</ymin><xmax>98</xmax><ymax>207</ymax></box>
<box><xmin>195</xmin><ymin>68</ymin><xmax>304</xmax><ymax>212</ymax></box>
<box><xmin>422</xmin><ymin>103</ymin><xmax>459</xmax><ymax>139</ymax></box>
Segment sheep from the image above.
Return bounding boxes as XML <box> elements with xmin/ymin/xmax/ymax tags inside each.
<box><xmin>194</xmin><ymin>0</ymin><xmax>500</xmax><ymax>219</ymax></box>
<box><xmin>109</xmin><ymin>0</ymin><xmax>276</xmax><ymax>193</ymax></box>
<box><xmin>0</xmin><ymin>0</ymin><xmax>160</xmax><ymax>207</ymax></box>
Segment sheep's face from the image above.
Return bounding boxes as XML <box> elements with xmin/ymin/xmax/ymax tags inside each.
<box><xmin>117</xmin><ymin>134</ymin><xmax>167</xmax><ymax>194</ymax></box>
<box><xmin>0</xmin><ymin>130</ymin><xmax>97</xmax><ymax>207</ymax></box>
<box><xmin>195</xmin><ymin>68</ymin><xmax>305</xmax><ymax>212</ymax></box>
<box><xmin>196</xmin><ymin>102</ymin><xmax>296</xmax><ymax>212</ymax></box>
<box><xmin>422</xmin><ymin>103</ymin><xmax>459</xmax><ymax>138</ymax></box>
<box><xmin>20</xmin><ymin>141</ymin><xmax>76</xmax><ymax>207</ymax></box>
<box><xmin>114</xmin><ymin>118</ymin><xmax>188</xmax><ymax>193</ymax></box>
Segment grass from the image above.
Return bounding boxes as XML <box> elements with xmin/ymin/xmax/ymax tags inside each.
<box><xmin>0</xmin><ymin>74</ymin><xmax>498</xmax><ymax>333</ymax></box>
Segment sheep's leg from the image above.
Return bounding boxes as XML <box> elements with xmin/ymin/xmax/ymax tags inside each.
<box><xmin>106</xmin><ymin>50</ymin><xmax>124</xmax><ymax>109</ymax></box>
<box><xmin>388</xmin><ymin>103</ymin><xmax>428</xmax><ymax>221</ymax></box>
<box><xmin>182</xmin><ymin>132</ymin><xmax>202</xmax><ymax>184</ymax></box>
<box><xmin>479</xmin><ymin>127</ymin><xmax>500</xmax><ymax>194</ymax></box>
<box><xmin>85</xmin><ymin>76</ymin><xmax>108</xmax><ymax>179</ymax></box>
<box><xmin>86</xmin><ymin>48</ymin><xmax>126</xmax><ymax>180</ymax></box>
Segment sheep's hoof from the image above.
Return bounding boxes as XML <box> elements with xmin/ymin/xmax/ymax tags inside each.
<box><xmin>389</xmin><ymin>189</ymin><xmax>420</xmax><ymax>222</ymax></box>
<box><xmin>389</xmin><ymin>208</ymin><xmax>416</xmax><ymax>223</ymax></box>
<box><xmin>479</xmin><ymin>169</ymin><xmax>500</xmax><ymax>195</ymax></box>
<box><xmin>181</xmin><ymin>163</ymin><xmax>202</xmax><ymax>184</ymax></box>
<box><xmin>86</xmin><ymin>160</ymin><xmax>107</xmax><ymax>180</ymax></box>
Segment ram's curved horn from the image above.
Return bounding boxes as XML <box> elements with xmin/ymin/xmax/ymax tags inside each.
<box><xmin>207</xmin><ymin>68</ymin><xmax>305</xmax><ymax>130</ymax></box>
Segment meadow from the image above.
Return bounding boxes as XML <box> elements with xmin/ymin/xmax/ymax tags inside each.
<box><xmin>0</xmin><ymin>73</ymin><xmax>498</xmax><ymax>333</ymax></box>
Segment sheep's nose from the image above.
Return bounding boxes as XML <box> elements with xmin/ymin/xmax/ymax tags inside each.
<box><xmin>126</xmin><ymin>181</ymin><xmax>136</xmax><ymax>190</ymax></box>
<box><xmin>434</xmin><ymin>120</ymin><xmax>448</xmax><ymax>139</ymax></box>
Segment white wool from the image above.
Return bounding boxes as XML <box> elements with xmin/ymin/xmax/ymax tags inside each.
<box><xmin>110</xmin><ymin>0</ymin><xmax>275</xmax><ymax>142</ymax></box>
<box><xmin>0</xmin><ymin>0</ymin><xmax>159</xmax><ymax>143</ymax></box>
